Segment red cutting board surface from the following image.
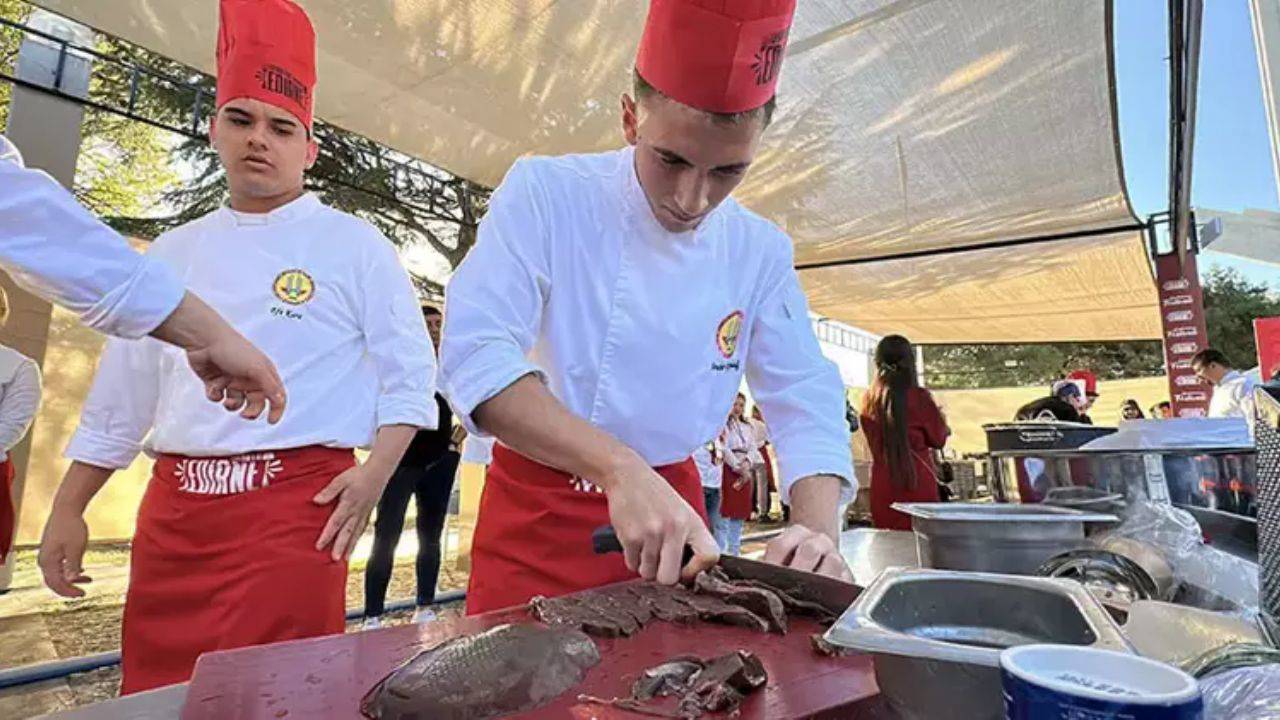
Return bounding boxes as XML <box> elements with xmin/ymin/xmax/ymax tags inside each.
<box><xmin>181</xmin><ymin>582</ymin><xmax>881</xmax><ymax>719</ymax></box>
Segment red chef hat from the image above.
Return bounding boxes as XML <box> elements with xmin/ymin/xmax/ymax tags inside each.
<box><xmin>1067</xmin><ymin>370</ymin><xmax>1099</xmax><ymax>397</ymax></box>
<box><xmin>216</xmin><ymin>0</ymin><xmax>317</xmax><ymax>131</ymax></box>
<box><xmin>636</xmin><ymin>0</ymin><xmax>797</xmax><ymax>114</ymax></box>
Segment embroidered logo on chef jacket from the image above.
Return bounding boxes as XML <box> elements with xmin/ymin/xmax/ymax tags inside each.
<box><xmin>273</xmin><ymin>269</ymin><xmax>315</xmax><ymax>305</ymax></box>
<box><xmin>174</xmin><ymin>452</ymin><xmax>283</xmax><ymax>495</ymax></box>
<box><xmin>716</xmin><ymin>311</ymin><xmax>744</xmax><ymax>359</ymax></box>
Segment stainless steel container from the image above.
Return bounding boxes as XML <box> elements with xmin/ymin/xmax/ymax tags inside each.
<box><xmin>825</xmin><ymin>567</ymin><xmax>1132</xmax><ymax>720</ymax></box>
<box><xmin>893</xmin><ymin>502</ymin><xmax>1117</xmax><ymax>575</ymax></box>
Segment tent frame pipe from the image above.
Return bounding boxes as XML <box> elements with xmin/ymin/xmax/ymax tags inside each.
<box><xmin>794</xmin><ymin>222</ymin><xmax>1149</xmax><ymax>271</ymax></box>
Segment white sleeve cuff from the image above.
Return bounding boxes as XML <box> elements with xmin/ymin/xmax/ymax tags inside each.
<box><xmin>80</xmin><ymin>256</ymin><xmax>186</xmax><ymax>339</ymax></box>
<box><xmin>64</xmin><ymin>426</ymin><xmax>143</xmax><ymax>470</ymax></box>
<box><xmin>442</xmin><ymin>344</ymin><xmax>546</xmax><ymax>437</ymax></box>
<box><xmin>377</xmin><ymin>396</ymin><xmax>438</xmax><ymax>431</ymax></box>
<box><xmin>778</xmin><ymin>452</ymin><xmax>857</xmax><ymax>506</ymax></box>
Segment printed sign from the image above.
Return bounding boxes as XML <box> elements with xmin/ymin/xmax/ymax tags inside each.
<box><xmin>1257</xmin><ymin>316</ymin><xmax>1280</xmax><ymax>382</ymax></box>
<box><xmin>1155</xmin><ymin>252</ymin><xmax>1210</xmax><ymax>418</ymax></box>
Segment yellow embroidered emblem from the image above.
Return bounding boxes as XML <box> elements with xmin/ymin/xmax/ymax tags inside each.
<box><xmin>273</xmin><ymin>269</ymin><xmax>315</xmax><ymax>305</ymax></box>
<box><xmin>716</xmin><ymin>311</ymin><xmax>744</xmax><ymax>358</ymax></box>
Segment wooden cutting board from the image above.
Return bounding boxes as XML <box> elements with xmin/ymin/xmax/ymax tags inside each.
<box><xmin>182</xmin><ymin>582</ymin><xmax>882</xmax><ymax>719</ymax></box>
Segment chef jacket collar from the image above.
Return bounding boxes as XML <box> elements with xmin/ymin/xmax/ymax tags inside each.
<box><xmin>621</xmin><ymin>145</ymin><xmax>723</xmax><ymax>242</ymax></box>
<box><xmin>222</xmin><ymin>191</ymin><xmax>321</xmax><ymax>227</ymax></box>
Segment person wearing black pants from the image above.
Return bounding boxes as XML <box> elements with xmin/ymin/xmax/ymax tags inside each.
<box><xmin>363</xmin><ymin>306</ymin><xmax>457</xmax><ymax>627</ymax></box>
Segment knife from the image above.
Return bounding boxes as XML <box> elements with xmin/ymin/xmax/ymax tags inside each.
<box><xmin>590</xmin><ymin>525</ymin><xmax>861</xmax><ymax>617</ymax></box>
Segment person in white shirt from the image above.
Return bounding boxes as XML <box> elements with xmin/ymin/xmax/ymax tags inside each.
<box><xmin>749</xmin><ymin>405</ymin><xmax>776</xmax><ymax>521</ymax></box>
<box><xmin>1194</xmin><ymin>348</ymin><xmax>1259</xmax><ymax>423</ymax></box>
<box><xmin>0</xmin><ymin>288</ymin><xmax>42</xmax><ymax>567</ymax></box>
<box><xmin>440</xmin><ymin>0</ymin><xmax>854</xmax><ymax>615</ymax></box>
<box><xmin>2</xmin><ymin>135</ymin><xmax>287</xmax><ymax>422</ymax></box>
<box><xmin>719</xmin><ymin>395</ymin><xmax>762</xmax><ymax>555</ymax></box>
<box><xmin>35</xmin><ymin>0</ymin><xmax>434</xmax><ymax>694</ymax></box>
<box><xmin>692</xmin><ymin>438</ymin><xmax>725</xmax><ymax>549</ymax></box>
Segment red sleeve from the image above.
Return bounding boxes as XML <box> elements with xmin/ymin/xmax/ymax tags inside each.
<box><xmin>918</xmin><ymin>390</ymin><xmax>950</xmax><ymax>449</ymax></box>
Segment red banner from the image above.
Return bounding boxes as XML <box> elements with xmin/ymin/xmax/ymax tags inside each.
<box><xmin>1154</xmin><ymin>252</ymin><xmax>1210</xmax><ymax>418</ymax></box>
<box><xmin>1257</xmin><ymin>316</ymin><xmax>1280</xmax><ymax>382</ymax></box>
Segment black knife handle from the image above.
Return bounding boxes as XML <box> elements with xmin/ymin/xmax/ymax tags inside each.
<box><xmin>592</xmin><ymin>525</ymin><xmax>695</xmax><ymax>566</ymax></box>
<box><xmin>592</xmin><ymin>525</ymin><xmax>624</xmax><ymax>555</ymax></box>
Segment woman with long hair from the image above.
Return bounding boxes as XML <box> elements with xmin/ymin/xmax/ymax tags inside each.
<box><xmin>859</xmin><ymin>335</ymin><xmax>950</xmax><ymax>530</ymax></box>
<box><xmin>719</xmin><ymin>393</ymin><xmax>758</xmax><ymax>554</ymax></box>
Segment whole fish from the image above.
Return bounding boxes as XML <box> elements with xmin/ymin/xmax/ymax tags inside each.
<box><xmin>360</xmin><ymin>623</ymin><xmax>601</xmax><ymax>720</ymax></box>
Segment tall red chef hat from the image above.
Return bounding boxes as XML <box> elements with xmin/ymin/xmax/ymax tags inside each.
<box><xmin>635</xmin><ymin>0</ymin><xmax>797</xmax><ymax>114</ymax></box>
<box><xmin>216</xmin><ymin>0</ymin><xmax>317</xmax><ymax>131</ymax></box>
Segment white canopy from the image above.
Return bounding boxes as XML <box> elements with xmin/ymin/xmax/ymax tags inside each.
<box><xmin>32</xmin><ymin>0</ymin><xmax>1161</xmax><ymax>343</ymax></box>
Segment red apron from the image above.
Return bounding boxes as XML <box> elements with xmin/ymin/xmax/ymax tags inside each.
<box><xmin>720</xmin><ymin>465</ymin><xmax>754</xmax><ymax>521</ymax></box>
<box><xmin>465</xmin><ymin>446</ymin><xmax>706</xmax><ymax>615</ymax></box>
<box><xmin>762</xmin><ymin>445</ymin><xmax>778</xmax><ymax>492</ymax></box>
<box><xmin>0</xmin><ymin>458</ymin><xmax>14</xmax><ymax>564</ymax></box>
<box><xmin>121</xmin><ymin>446</ymin><xmax>354</xmax><ymax>695</ymax></box>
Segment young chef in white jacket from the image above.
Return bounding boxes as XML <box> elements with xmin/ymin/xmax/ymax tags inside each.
<box><xmin>441</xmin><ymin>0</ymin><xmax>854</xmax><ymax>615</ymax></box>
<box><xmin>1</xmin><ymin>134</ymin><xmax>287</xmax><ymax>420</ymax></box>
<box><xmin>35</xmin><ymin>0</ymin><xmax>435</xmax><ymax>694</ymax></box>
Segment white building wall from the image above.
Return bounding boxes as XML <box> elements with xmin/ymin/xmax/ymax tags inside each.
<box><xmin>812</xmin><ymin>317</ymin><xmax>879</xmax><ymax>389</ymax></box>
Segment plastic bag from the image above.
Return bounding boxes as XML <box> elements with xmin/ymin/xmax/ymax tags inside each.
<box><xmin>1090</xmin><ymin>502</ymin><xmax>1259</xmax><ymax>614</ymax></box>
<box><xmin>1203</xmin><ymin>664</ymin><xmax>1280</xmax><ymax>719</ymax></box>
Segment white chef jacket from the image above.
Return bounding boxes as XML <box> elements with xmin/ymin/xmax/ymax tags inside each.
<box><xmin>1208</xmin><ymin>370</ymin><xmax>1258</xmax><ymax>422</ymax></box>
<box><xmin>0</xmin><ymin>135</ymin><xmax>184</xmax><ymax>338</ymax></box>
<box><xmin>440</xmin><ymin>148</ymin><xmax>853</xmax><ymax>504</ymax></box>
<box><xmin>722</xmin><ymin>417</ymin><xmax>764</xmax><ymax>473</ymax></box>
<box><xmin>0</xmin><ymin>346</ymin><xmax>42</xmax><ymax>462</ymax></box>
<box><xmin>749</xmin><ymin>417</ymin><xmax>771</xmax><ymax>449</ymax></box>
<box><xmin>693</xmin><ymin>440</ymin><xmax>723</xmax><ymax>490</ymax></box>
<box><xmin>65</xmin><ymin>194</ymin><xmax>436</xmax><ymax>469</ymax></box>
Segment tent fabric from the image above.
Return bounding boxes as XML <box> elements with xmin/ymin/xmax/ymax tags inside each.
<box><xmin>801</xmin><ymin>230</ymin><xmax>1158</xmax><ymax>343</ymax></box>
<box><xmin>31</xmin><ymin>0</ymin><xmax>1160</xmax><ymax>343</ymax></box>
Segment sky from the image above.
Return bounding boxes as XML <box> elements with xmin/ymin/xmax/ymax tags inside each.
<box><xmin>1113</xmin><ymin>0</ymin><xmax>1280</xmax><ymax>289</ymax></box>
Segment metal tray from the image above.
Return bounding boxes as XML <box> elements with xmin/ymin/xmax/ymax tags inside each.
<box><xmin>824</xmin><ymin>567</ymin><xmax>1131</xmax><ymax>719</ymax></box>
<box><xmin>894</xmin><ymin>502</ymin><xmax>1118</xmax><ymax>575</ymax></box>
<box><xmin>892</xmin><ymin>502</ymin><xmax>1117</xmax><ymax>523</ymax></box>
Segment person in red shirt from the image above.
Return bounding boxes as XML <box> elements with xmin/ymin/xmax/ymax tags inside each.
<box><xmin>859</xmin><ymin>335</ymin><xmax>950</xmax><ymax>530</ymax></box>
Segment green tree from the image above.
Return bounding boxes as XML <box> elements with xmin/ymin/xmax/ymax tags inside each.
<box><xmin>1202</xmin><ymin>266</ymin><xmax>1280</xmax><ymax>369</ymax></box>
<box><xmin>2</xmin><ymin>0</ymin><xmax>486</xmax><ymax>297</ymax></box>
<box><xmin>923</xmin><ymin>341</ymin><xmax>1165</xmax><ymax>390</ymax></box>
<box><xmin>1</xmin><ymin>0</ymin><xmax>178</xmax><ymax>216</ymax></box>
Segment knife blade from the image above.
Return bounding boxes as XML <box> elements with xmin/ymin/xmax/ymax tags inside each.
<box><xmin>590</xmin><ymin>525</ymin><xmax>861</xmax><ymax>617</ymax></box>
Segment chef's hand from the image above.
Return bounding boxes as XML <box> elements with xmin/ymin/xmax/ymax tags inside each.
<box><xmin>764</xmin><ymin>525</ymin><xmax>853</xmax><ymax>582</ymax></box>
<box><xmin>603</xmin><ymin>455</ymin><xmax>719</xmax><ymax>586</ymax></box>
<box><xmin>38</xmin><ymin>508</ymin><xmax>92</xmax><ymax>598</ymax></box>
<box><xmin>313</xmin><ymin>462</ymin><xmax>391</xmax><ymax>562</ymax></box>
<box><xmin>766</xmin><ymin>474</ymin><xmax>855</xmax><ymax>582</ymax></box>
<box><xmin>151</xmin><ymin>292</ymin><xmax>287</xmax><ymax>424</ymax></box>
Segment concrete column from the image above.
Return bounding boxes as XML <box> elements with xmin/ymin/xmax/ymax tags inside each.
<box><xmin>0</xmin><ymin>10</ymin><xmax>93</xmax><ymax>591</ymax></box>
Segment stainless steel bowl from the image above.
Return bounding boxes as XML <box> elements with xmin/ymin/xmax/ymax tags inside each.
<box><xmin>824</xmin><ymin>567</ymin><xmax>1132</xmax><ymax>720</ymax></box>
<box><xmin>894</xmin><ymin>502</ymin><xmax>1118</xmax><ymax>575</ymax></box>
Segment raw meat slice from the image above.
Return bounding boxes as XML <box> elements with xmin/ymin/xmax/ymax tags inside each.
<box><xmin>693</xmin><ymin>571</ymin><xmax>788</xmax><ymax>634</ymax></box>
